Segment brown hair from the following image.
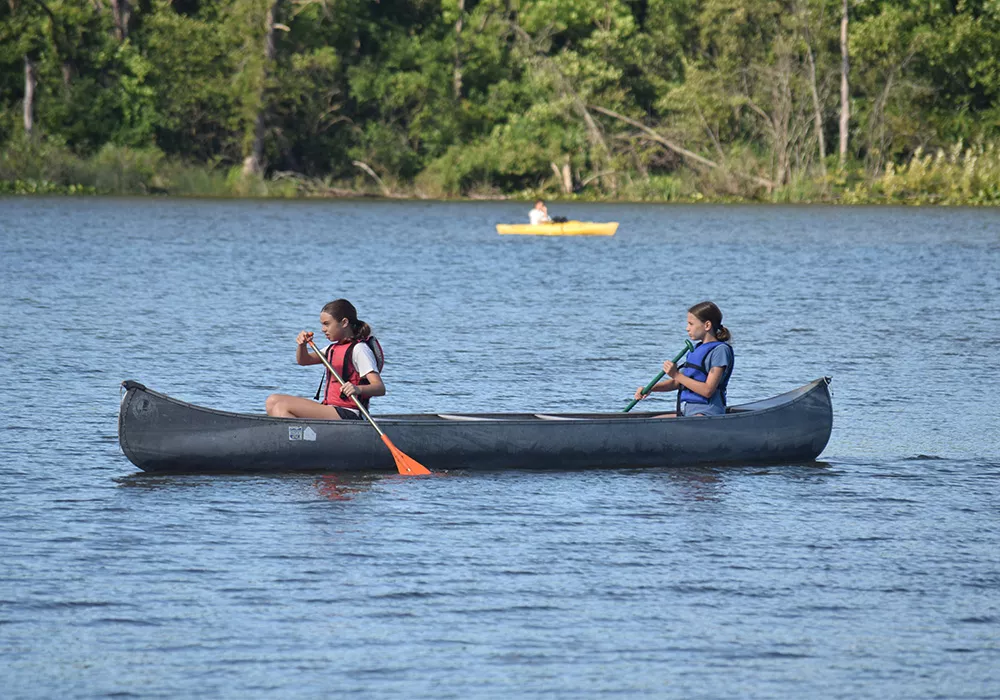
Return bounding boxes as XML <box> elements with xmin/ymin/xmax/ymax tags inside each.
<box><xmin>321</xmin><ymin>299</ymin><xmax>372</xmax><ymax>340</ymax></box>
<box><xmin>689</xmin><ymin>301</ymin><xmax>731</xmax><ymax>342</ymax></box>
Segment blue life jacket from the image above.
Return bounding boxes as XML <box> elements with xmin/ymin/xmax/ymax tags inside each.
<box><xmin>677</xmin><ymin>340</ymin><xmax>734</xmax><ymax>407</ymax></box>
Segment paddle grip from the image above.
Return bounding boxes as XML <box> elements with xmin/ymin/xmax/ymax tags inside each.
<box><xmin>622</xmin><ymin>340</ymin><xmax>694</xmax><ymax>413</ymax></box>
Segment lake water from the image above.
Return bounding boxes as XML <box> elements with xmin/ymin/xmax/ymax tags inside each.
<box><xmin>1</xmin><ymin>197</ymin><xmax>998</xmax><ymax>698</ymax></box>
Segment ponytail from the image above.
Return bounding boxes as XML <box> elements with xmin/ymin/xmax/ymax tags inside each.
<box><xmin>689</xmin><ymin>301</ymin><xmax>732</xmax><ymax>342</ymax></box>
<box><xmin>353</xmin><ymin>320</ymin><xmax>372</xmax><ymax>340</ymax></box>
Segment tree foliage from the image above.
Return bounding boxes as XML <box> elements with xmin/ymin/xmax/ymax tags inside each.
<box><xmin>0</xmin><ymin>0</ymin><xmax>997</xmax><ymax>198</ymax></box>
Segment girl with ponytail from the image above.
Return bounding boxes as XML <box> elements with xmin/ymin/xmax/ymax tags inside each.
<box><xmin>632</xmin><ymin>301</ymin><xmax>735</xmax><ymax>417</ymax></box>
<box><xmin>266</xmin><ymin>299</ymin><xmax>386</xmax><ymax>420</ymax></box>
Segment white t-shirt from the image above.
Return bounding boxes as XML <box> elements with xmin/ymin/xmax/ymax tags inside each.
<box><xmin>529</xmin><ymin>208</ymin><xmax>551</xmax><ymax>225</ymax></box>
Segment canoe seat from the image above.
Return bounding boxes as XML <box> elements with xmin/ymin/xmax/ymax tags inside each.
<box><xmin>533</xmin><ymin>414</ymin><xmax>581</xmax><ymax>421</ymax></box>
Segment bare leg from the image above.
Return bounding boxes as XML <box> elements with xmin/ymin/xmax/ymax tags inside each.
<box><xmin>266</xmin><ymin>394</ymin><xmax>345</xmax><ymax>419</ymax></box>
<box><xmin>653</xmin><ymin>412</ymin><xmax>678</xmax><ymax>418</ymax></box>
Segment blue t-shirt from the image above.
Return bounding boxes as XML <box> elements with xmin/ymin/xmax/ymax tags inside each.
<box><xmin>680</xmin><ymin>342</ymin><xmax>734</xmax><ymax>416</ymax></box>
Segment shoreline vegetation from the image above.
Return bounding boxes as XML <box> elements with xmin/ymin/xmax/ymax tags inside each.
<box><xmin>4</xmin><ymin>138</ymin><xmax>998</xmax><ymax>205</ymax></box>
<box><xmin>2</xmin><ymin>1</ymin><xmax>998</xmax><ymax>206</ymax></box>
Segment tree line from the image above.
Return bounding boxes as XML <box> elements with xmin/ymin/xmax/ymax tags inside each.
<box><xmin>2</xmin><ymin>0</ymin><xmax>998</xmax><ymax>201</ymax></box>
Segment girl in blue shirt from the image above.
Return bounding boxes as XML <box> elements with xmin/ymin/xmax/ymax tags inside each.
<box><xmin>633</xmin><ymin>301</ymin><xmax>734</xmax><ymax>416</ymax></box>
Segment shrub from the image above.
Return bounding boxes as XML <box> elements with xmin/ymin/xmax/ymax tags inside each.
<box><xmin>848</xmin><ymin>142</ymin><xmax>1000</xmax><ymax>205</ymax></box>
<box><xmin>83</xmin><ymin>144</ymin><xmax>166</xmax><ymax>193</ymax></box>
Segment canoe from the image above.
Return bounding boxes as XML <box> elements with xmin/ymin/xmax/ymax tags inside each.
<box><xmin>496</xmin><ymin>221</ymin><xmax>619</xmax><ymax>236</ymax></box>
<box><xmin>118</xmin><ymin>378</ymin><xmax>833</xmax><ymax>473</ymax></box>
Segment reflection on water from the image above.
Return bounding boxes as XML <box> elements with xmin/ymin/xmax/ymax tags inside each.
<box><xmin>663</xmin><ymin>467</ymin><xmax>727</xmax><ymax>502</ymax></box>
<box><xmin>314</xmin><ymin>474</ymin><xmax>373</xmax><ymax>501</ymax></box>
<box><xmin>113</xmin><ymin>473</ymin><xmax>220</xmax><ymax>490</ymax></box>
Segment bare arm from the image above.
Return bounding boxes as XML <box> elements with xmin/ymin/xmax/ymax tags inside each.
<box><xmin>295</xmin><ymin>331</ymin><xmax>324</xmax><ymax>366</ymax></box>
<box><xmin>671</xmin><ymin>365</ymin><xmax>726</xmax><ymax>399</ymax></box>
<box><xmin>633</xmin><ymin>378</ymin><xmax>679</xmax><ymax>401</ymax></box>
<box><xmin>650</xmin><ymin>378</ymin><xmax>679</xmax><ymax>393</ymax></box>
<box><xmin>341</xmin><ymin>371</ymin><xmax>386</xmax><ymax>400</ymax></box>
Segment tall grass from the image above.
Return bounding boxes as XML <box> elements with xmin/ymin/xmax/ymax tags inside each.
<box><xmin>618</xmin><ymin>175</ymin><xmax>688</xmax><ymax>202</ymax></box>
<box><xmin>3</xmin><ymin>134</ymin><xmax>998</xmax><ymax>204</ymax></box>
<box><xmin>0</xmin><ymin>135</ymin><xmax>299</xmax><ymax>197</ymax></box>
<box><xmin>847</xmin><ymin>142</ymin><xmax>1000</xmax><ymax>205</ymax></box>
<box><xmin>0</xmin><ymin>134</ymin><xmax>86</xmax><ymax>192</ymax></box>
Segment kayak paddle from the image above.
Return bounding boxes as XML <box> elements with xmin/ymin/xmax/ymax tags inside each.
<box><xmin>622</xmin><ymin>340</ymin><xmax>695</xmax><ymax>413</ymax></box>
<box><xmin>308</xmin><ymin>340</ymin><xmax>431</xmax><ymax>476</ymax></box>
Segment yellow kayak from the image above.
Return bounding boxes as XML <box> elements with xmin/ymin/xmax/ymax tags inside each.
<box><xmin>496</xmin><ymin>221</ymin><xmax>619</xmax><ymax>236</ymax></box>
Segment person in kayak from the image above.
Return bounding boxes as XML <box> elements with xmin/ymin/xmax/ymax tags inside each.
<box><xmin>529</xmin><ymin>199</ymin><xmax>568</xmax><ymax>224</ymax></box>
<box><xmin>632</xmin><ymin>301</ymin><xmax>734</xmax><ymax>417</ymax></box>
<box><xmin>529</xmin><ymin>200</ymin><xmax>552</xmax><ymax>225</ymax></box>
<box><xmin>265</xmin><ymin>299</ymin><xmax>385</xmax><ymax>420</ymax></box>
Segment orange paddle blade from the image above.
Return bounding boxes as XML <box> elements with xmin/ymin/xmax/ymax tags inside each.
<box><xmin>381</xmin><ymin>434</ymin><xmax>431</xmax><ymax>476</ymax></box>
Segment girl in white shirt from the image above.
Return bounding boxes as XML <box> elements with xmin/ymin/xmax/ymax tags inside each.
<box><xmin>265</xmin><ymin>299</ymin><xmax>386</xmax><ymax>419</ymax></box>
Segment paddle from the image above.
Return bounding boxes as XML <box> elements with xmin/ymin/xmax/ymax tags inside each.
<box><xmin>308</xmin><ymin>339</ymin><xmax>431</xmax><ymax>476</ymax></box>
<box><xmin>622</xmin><ymin>340</ymin><xmax>695</xmax><ymax>413</ymax></box>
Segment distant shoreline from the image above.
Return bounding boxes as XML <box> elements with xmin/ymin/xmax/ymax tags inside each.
<box><xmin>3</xmin><ymin>184</ymin><xmax>998</xmax><ymax>206</ymax></box>
<box><xmin>3</xmin><ymin>142</ymin><xmax>998</xmax><ymax>207</ymax></box>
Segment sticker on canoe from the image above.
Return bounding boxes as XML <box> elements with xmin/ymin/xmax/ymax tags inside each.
<box><xmin>288</xmin><ymin>426</ymin><xmax>317</xmax><ymax>442</ymax></box>
<box><xmin>131</xmin><ymin>397</ymin><xmax>157</xmax><ymax>420</ymax></box>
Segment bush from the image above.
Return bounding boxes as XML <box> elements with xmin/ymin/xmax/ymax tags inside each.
<box><xmin>847</xmin><ymin>142</ymin><xmax>1000</xmax><ymax>205</ymax></box>
<box><xmin>770</xmin><ymin>172</ymin><xmax>830</xmax><ymax>203</ymax></box>
<box><xmin>159</xmin><ymin>161</ymin><xmax>233</xmax><ymax>196</ymax></box>
<box><xmin>0</xmin><ymin>134</ymin><xmax>82</xmax><ymax>184</ymax></box>
<box><xmin>0</xmin><ymin>179</ymin><xmax>95</xmax><ymax>194</ymax></box>
<box><xmin>618</xmin><ymin>174</ymin><xmax>687</xmax><ymax>202</ymax></box>
<box><xmin>414</xmin><ymin>150</ymin><xmax>465</xmax><ymax>198</ymax></box>
<box><xmin>83</xmin><ymin>144</ymin><xmax>166</xmax><ymax>193</ymax></box>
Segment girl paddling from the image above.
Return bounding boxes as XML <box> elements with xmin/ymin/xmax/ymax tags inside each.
<box><xmin>633</xmin><ymin>301</ymin><xmax>734</xmax><ymax>417</ymax></box>
<box><xmin>265</xmin><ymin>299</ymin><xmax>385</xmax><ymax>419</ymax></box>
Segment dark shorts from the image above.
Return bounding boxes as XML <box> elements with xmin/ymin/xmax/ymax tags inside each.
<box><xmin>335</xmin><ymin>406</ymin><xmax>363</xmax><ymax>420</ymax></box>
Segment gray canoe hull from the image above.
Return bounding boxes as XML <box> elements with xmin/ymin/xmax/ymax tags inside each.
<box><xmin>117</xmin><ymin>378</ymin><xmax>833</xmax><ymax>473</ymax></box>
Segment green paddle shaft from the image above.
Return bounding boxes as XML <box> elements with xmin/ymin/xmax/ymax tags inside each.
<box><xmin>622</xmin><ymin>340</ymin><xmax>695</xmax><ymax>413</ymax></box>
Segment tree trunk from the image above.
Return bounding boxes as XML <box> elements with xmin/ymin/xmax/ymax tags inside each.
<box><xmin>550</xmin><ymin>162</ymin><xmax>563</xmax><ymax>191</ymax></box>
<box><xmin>353</xmin><ymin>160</ymin><xmax>391</xmax><ymax>196</ymax></box>
<box><xmin>561</xmin><ymin>161</ymin><xmax>572</xmax><ymax>194</ymax></box>
<box><xmin>453</xmin><ymin>0</ymin><xmax>464</xmax><ymax>99</ymax></box>
<box><xmin>865</xmin><ymin>71</ymin><xmax>895</xmax><ymax>175</ymax></box>
<box><xmin>24</xmin><ymin>55</ymin><xmax>36</xmax><ymax>137</ymax></box>
<box><xmin>243</xmin><ymin>0</ymin><xmax>283</xmax><ymax>177</ymax></box>
<box><xmin>839</xmin><ymin>0</ymin><xmax>849</xmax><ymax>170</ymax></box>
<box><xmin>550</xmin><ymin>160</ymin><xmax>572</xmax><ymax>194</ymax></box>
<box><xmin>109</xmin><ymin>0</ymin><xmax>130</xmax><ymax>41</ymax></box>
<box><xmin>770</xmin><ymin>52</ymin><xmax>794</xmax><ymax>186</ymax></box>
<box><xmin>804</xmin><ymin>39</ymin><xmax>827</xmax><ymax>176</ymax></box>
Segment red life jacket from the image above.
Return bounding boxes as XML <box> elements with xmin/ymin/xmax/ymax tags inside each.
<box><xmin>315</xmin><ymin>337</ymin><xmax>384</xmax><ymax>410</ymax></box>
